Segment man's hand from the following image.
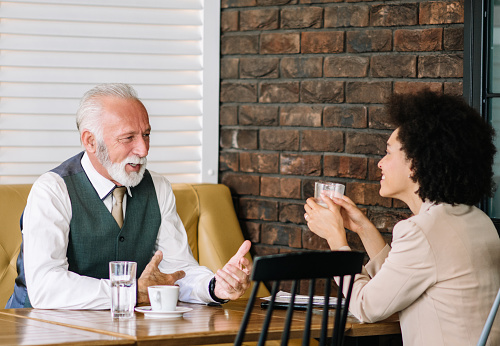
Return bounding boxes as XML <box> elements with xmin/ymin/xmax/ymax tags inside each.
<box><xmin>137</xmin><ymin>250</ymin><xmax>185</xmax><ymax>305</ymax></box>
<box><xmin>213</xmin><ymin>240</ymin><xmax>252</xmax><ymax>301</ymax></box>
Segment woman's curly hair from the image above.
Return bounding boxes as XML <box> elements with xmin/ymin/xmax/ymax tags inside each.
<box><xmin>387</xmin><ymin>90</ymin><xmax>496</xmax><ymax>206</ymax></box>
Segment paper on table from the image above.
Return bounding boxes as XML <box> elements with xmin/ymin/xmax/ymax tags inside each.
<box><xmin>260</xmin><ymin>290</ymin><xmax>343</xmax><ymax>307</ymax></box>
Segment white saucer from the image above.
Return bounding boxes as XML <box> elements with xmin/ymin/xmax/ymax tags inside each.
<box><xmin>135</xmin><ymin>306</ymin><xmax>193</xmax><ymax>318</ymax></box>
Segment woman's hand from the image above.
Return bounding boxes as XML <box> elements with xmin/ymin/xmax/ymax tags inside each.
<box><xmin>304</xmin><ymin>196</ymin><xmax>348</xmax><ymax>250</ymax></box>
<box><xmin>304</xmin><ymin>194</ymin><xmax>386</xmax><ymax>258</ymax></box>
<box><xmin>329</xmin><ymin>195</ymin><xmax>374</xmax><ymax>235</ymax></box>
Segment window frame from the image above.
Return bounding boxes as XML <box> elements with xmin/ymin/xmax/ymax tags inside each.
<box><xmin>464</xmin><ymin>0</ymin><xmax>500</xmax><ymax>233</ymax></box>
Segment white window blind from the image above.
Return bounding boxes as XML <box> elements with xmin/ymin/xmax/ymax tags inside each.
<box><xmin>0</xmin><ymin>0</ymin><xmax>220</xmax><ymax>184</ymax></box>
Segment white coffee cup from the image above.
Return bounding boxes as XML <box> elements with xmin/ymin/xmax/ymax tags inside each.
<box><xmin>148</xmin><ymin>285</ymin><xmax>179</xmax><ymax>312</ymax></box>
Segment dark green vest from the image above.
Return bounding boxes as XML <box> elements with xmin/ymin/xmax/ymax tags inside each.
<box><xmin>61</xmin><ymin>152</ymin><xmax>161</xmax><ymax>279</ymax></box>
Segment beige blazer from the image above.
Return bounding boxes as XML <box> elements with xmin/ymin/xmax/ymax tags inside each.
<box><xmin>347</xmin><ymin>201</ymin><xmax>500</xmax><ymax>346</ymax></box>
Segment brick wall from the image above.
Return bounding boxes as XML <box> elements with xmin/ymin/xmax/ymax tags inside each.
<box><xmin>219</xmin><ymin>0</ymin><xmax>464</xmax><ymax>258</ymax></box>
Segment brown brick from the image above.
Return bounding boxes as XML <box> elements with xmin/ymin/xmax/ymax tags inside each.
<box><xmin>281</xmin><ymin>154</ymin><xmax>322</xmax><ymax>176</ymax></box>
<box><xmin>444</xmin><ymin>27</ymin><xmax>464</xmax><ymax>51</ymax></box>
<box><xmin>239</xmin><ymin>105</ymin><xmax>279</xmax><ymax>126</ymax></box>
<box><xmin>393</xmin><ymin>198</ymin><xmax>409</xmax><ymax>209</ymax></box>
<box><xmin>371</xmin><ymin>55</ymin><xmax>417</xmax><ymax>78</ymax></box>
<box><xmin>243</xmin><ymin>221</ymin><xmax>260</xmax><ymax>243</ymax></box>
<box><xmin>301</xmin><ymin>0</ymin><xmax>342</xmax><ymax>3</ymax></box>
<box><xmin>419</xmin><ymin>1</ymin><xmax>464</xmax><ymax>24</ymax></box>
<box><xmin>251</xmin><ymin>244</ymin><xmax>279</xmax><ymax>257</ymax></box>
<box><xmin>324</xmin><ymin>56</ymin><xmax>369</xmax><ymax>77</ymax></box>
<box><xmin>240</xmin><ymin>152</ymin><xmax>279</xmax><ymax>173</ymax></box>
<box><xmin>280</xmin><ymin>105</ymin><xmax>322</xmax><ymax>127</ymax></box>
<box><xmin>301</xmin><ymin>80</ymin><xmax>344</xmax><ymax>103</ymax></box>
<box><xmin>346</xmin><ymin>81</ymin><xmax>392</xmax><ymax>104</ymax></box>
<box><xmin>239</xmin><ymin>197</ymin><xmax>278</xmax><ymax>221</ymax></box>
<box><xmin>221</xmin><ymin>173</ymin><xmax>260</xmax><ymax>195</ymax></box>
<box><xmin>221</xmin><ymin>11</ymin><xmax>239</xmax><ymax>32</ymax></box>
<box><xmin>394</xmin><ymin>81</ymin><xmax>443</xmax><ymax>95</ymax></box>
<box><xmin>368</xmin><ymin>158</ymin><xmax>382</xmax><ymax>181</ymax></box>
<box><xmin>238</xmin><ymin>129</ymin><xmax>259</xmax><ymax>149</ymax></box>
<box><xmin>368</xmin><ymin>106</ymin><xmax>395</xmax><ymax>130</ymax></box>
<box><xmin>240</xmin><ymin>9</ymin><xmax>279</xmax><ymax>31</ymax></box>
<box><xmin>222</xmin><ymin>0</ymin><xmax>257</xmax><ymax>8</ymax></box>
<box><xmin>394</xmin><ymin>28</ymin><xmax>443</xmax><ymax>52</ymax></box>
<box><xmin>281</xmin><ymin>57</ymin><xmax>323</xmax><ymax>78</ymax></box>
<box><xmin>346</xmin><ymin>30</ymin><xmax>392</xmax><ymax>53</ymax></box>
<box><xmin>220</xmin><ymin>105</ymin><xmax>238</xmax><ymax>126</ymax></box>
<box><xmin>418</xmin><ymin>54</ymin><xmax>463</xmax><ymax>78</ymax></box>
<box><xmin>324</xmin><ymin>105</ymin><xmax>367</xmax><ymax>128</ymax></box>
<box><xmin>219</xmin><ymin>151</ymin><xmax>239</xmax><ymax>172</ymax></box>
<box><xmin>370</xmin><ymin>4</ymin><xmax>418</xmax><ymax>26</ymax></box>
<box><xmin>345</xmin><ymin>132</ymin><xmax>388</xmax><ymax>155</ymax></box>
<box><xmin>261</xmin><ymin>176</ymin><xmax>302</xmax><ymax>199</ymax></box>
<box><xmin>348</xmin><ymin>182</ymin><xmax>391</xmax><ymax>207</ymax></box>
<box><xmin>279</xmin><ymin>203</ymin><xmax>306</xmax><ymax>225</ymax></box>
<box><xmin>281</xmin><ymin>7</ymin><xmax>323</xmax><ymax>29</ymax></box>
<box><xmin>220</xmin><ymin>58</ymin><xmax>239</xmax><ymax>79</ymax></box>
<box><xmin>346</xmin><ymin>231</ymin><xmax>365</xmax><ymax>252</ymax></box>
<box><xmin>260</xmin><ymin>129</ymin><xmax>300</xmax><ymax>150</ymax></box>
<box><xmin>260</xmin><ymin>81</ymin><xmax>300</xmax><ymax>103</ymax></box>
<box><xmin>262</xmin><ymin>223</ymin><xmax>302</xmax><ymax>248</ymax></box>
<box><xmin>324</xmin><ymin>5</ymin><xmax>369</xmax><ymax>28</ymax></box>
<box><xmin>368</xmin><ymin>209</ymin><xmax>410</xmax><ymax>233</ymax></box>
<box><xmin>220</xmin><ymin>82</ymin><xmax>257</xmax><ymax>102</ymax></box>
<box><xmin>220</xmin><ymin>129</ymin><xmax>258</xmax><ymax>149</ymax></box>
<box><xmin>324</xmin><ymin>155</ymin><xmax>367</xmax><ymax>179</ymax></box>
<box><xmin>220</xmin><ymin>34</ymin><xmax>259</xmax><ymax>54</ymax></box>
<box><xmin>220</xmin><ymin>129</ymin><xmax>233</xmax><ymax>149</ymax></box>
<box><xmin>261</xmin><ymin>33</ymin><xmax>301</xmax><ymax>54</ymax></box>
<box><xmin>258</xmin><ymin>0</ymin><xmax>298</xmax><ymax>5</ymax></box>
<box><xmin>302</xmin><ymin>229</ymin><xmax>330</xmax><ymax>250</ymax></box>
<box><xmin>301</xmin><ymin>129</ymin><xmax>344</xmax><ymax>152</ymax></box>
<box><xmin>302</xmin><ymin>179</ymin><xmax>315</xmax><ymax>200</ymax></box>
<box><xmin>301</xmin><ymin>31</ymin><xmax>344</xmax><ymax>54</ymax></box>
<box><xmin>240</xmin><ymin>57</ymin><xmax>279</xmax><ymax>79</ymax></box>
<box><xmin>444</xmin><ymin>82</ymin><xmax>463</xmax><ymax>96</ymax></box>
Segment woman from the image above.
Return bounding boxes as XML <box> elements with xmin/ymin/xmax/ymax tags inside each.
<box><xmin>304</xmin><ymin>91</ymin><xmax>500</xmax><ymax>346</ymax></box>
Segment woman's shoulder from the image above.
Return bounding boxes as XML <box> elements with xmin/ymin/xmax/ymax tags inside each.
<box><xmin>399</xmin><ymin>201</ymin><xmax>493</xmax><ymax>237</ymax></box>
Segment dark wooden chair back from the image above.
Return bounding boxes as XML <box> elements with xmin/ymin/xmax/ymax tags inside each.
<box><xmin>234</xmin><ymin>251</ymin><xmax>365</xmax><ymax>346</ymax></box>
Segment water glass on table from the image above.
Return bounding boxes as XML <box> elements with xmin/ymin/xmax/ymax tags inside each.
<box><xmin>314</xmin><ymin>181</ymin><xmax>345</xmax><ymax>208</ymax></box>
<box><xmin>109</xmin><ymin>261</ymin><xmax>137</xmax><ymax>319</ymax></box>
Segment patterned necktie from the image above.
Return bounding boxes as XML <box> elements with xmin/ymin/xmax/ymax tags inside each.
<box><xmin>111</xmin><ymin>186</ymin><xmax>127</xmax><ymax>228</ymax></box>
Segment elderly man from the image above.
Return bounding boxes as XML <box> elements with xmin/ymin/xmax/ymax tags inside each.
<box><xmin>6</xmin><ymin>83</ymin><xmax>251</xmax><ymax>309</ymax></box>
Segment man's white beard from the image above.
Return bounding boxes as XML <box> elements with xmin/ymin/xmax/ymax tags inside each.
<box><xmin>95</xmin><ymin>141</ymin><xmax>147</xmax><ymax>187</ymax></box>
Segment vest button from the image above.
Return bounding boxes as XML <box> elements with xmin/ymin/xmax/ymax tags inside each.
<box><xmin>119</xmin><ymin>236</ymin><xmax>125</xmax><ymax>242</ymax></box>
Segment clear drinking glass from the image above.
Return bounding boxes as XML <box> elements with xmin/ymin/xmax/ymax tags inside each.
<box><xmin>314</xmin><ymin>181</ymin><xmax>345</xmax><ymax>207</ymax></box>
<box><xmin>109</xmin><ymin>261</ymin><xmax>137</xmax><ymax>319</ymax></box>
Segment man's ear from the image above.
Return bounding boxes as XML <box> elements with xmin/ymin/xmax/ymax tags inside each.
<box><xmin>81</xmin><ymin>130</ymin><xmax>97</xmax><ymax>153</ymax></box>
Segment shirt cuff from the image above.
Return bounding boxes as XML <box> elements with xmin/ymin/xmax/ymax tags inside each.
<box><xmin>336</xmin><ymin>245</ymin><xmax>352</xmax><ymax>251</ymax></box>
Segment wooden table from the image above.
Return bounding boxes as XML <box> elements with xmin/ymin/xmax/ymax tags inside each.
<box><xmin>0</xmin><ymin>313</ymin><xmax>133</xmax><ymax>346</ymax></box>
<box><xmin>0</xmin><ymin>299</ymin><xmax>400</xmax><ymax>345</ymax></box>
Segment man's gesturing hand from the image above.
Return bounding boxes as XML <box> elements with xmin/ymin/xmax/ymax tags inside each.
<box><xmin>213</xmin><ymin>240</ymin><xmax>252</xmax><ymax>301</ymax></box>
<box><xmin>137</xmin><ymin>250</ymin><xmax>185</xmax><ymax>305</ymax></box>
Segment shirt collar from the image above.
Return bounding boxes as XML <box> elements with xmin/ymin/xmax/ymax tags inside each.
<box><xmin>81</xmin><ymin>152</ymin><xmax>132</xmax><ymax>200</ymax></box>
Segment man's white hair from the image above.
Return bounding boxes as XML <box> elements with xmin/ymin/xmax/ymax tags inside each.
<box><xmin>76</xmin><ymin>83</ymin><xmax>140</xmax><ymax>142</ymax></box>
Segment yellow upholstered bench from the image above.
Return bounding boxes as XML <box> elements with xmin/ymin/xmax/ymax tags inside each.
<box><xmin>0</xmin><ymin>183</ymin><xmax>266</xmax><ymax>308</ymax></box>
